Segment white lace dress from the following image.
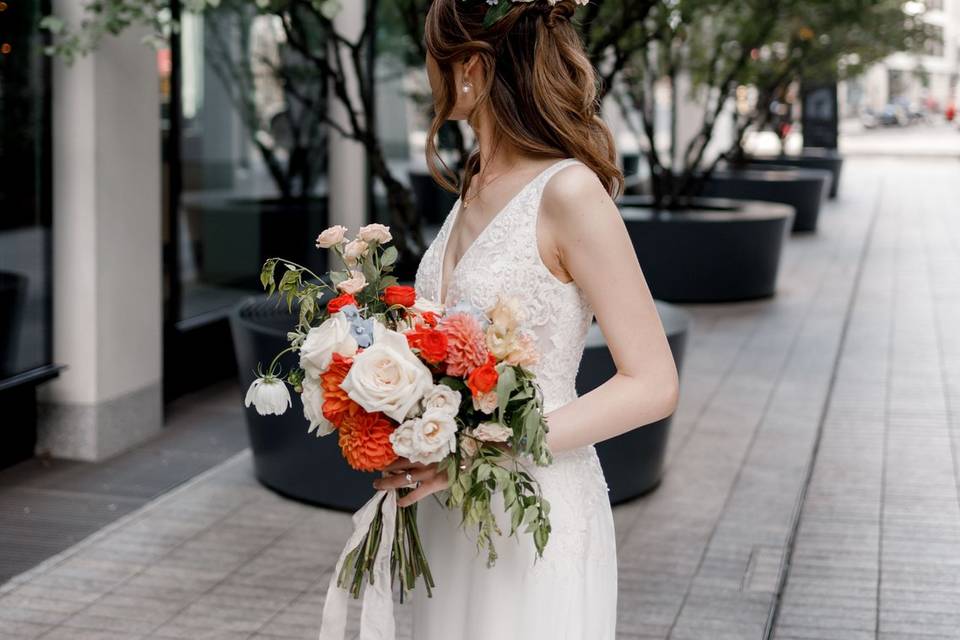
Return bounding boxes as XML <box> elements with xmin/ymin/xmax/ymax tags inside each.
<box><xmin>411</xmin><ymin>158</ymin><xmax>618</xmax><ymax>639</ymax></box>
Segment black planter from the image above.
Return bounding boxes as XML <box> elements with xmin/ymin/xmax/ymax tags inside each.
<box><xmin>0</xmin><ymin>272</ymin><xmax>28</xmax><ymax>378</ymax></box>
<box><xmin>578</xmin><ymin>301</ymin><xmax>691</xmax><ymax>502</ymax></box>
<box><xmin>619</xmin><ymin>196</ymin><xmax>793</xmax><ymax>303</ymax></box>
<box><xmin>230</xmin><ymin>296</ymin><xmax>376</xmax><ymax>511</ymax></box>
<box><xmin>185</xmin><ymin>197</ymin><xmax>328</xmax><ymax>289</ymax></box>
<box><xmin>410</xmin><ymin>172</ymin><xmax>458</xmax><ymax>227</ymax></box>
<box><xmin>702</xmin><ymin>167</ymin><xmax>830</xmax><ymax>233</ymax></box>
<box><xmin>745</xmin><ymin>148</ymin><xmax>844</xmax><ymax>199</ymax></box>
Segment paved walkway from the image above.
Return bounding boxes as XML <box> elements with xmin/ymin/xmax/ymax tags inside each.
<box><xmin>1</xmin><ymin>158</ymin><xmax>959</xmax><ymax>639</ymax></box>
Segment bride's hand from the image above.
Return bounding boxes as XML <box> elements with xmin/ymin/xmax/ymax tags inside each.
<box><xmin>373</xmin><ymin>458</ymin><xmax>450</xmax><ymax>507</ymax></box>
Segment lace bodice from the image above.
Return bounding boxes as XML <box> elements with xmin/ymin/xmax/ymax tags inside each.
<box><xmin>413</xmin><ymin>159</ymin><xmax>612</xmax><ymax>564</ymax></box>
<box><xmin>414</xmin><ymin>158</ymin><xmax>594</xmax><ymax>416</ymax></box>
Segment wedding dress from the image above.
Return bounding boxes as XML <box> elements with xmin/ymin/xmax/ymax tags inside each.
<box><xmin>411</xmin><ymin>158</ymin><xmax>618</xmax><ymax>639</ymax></box>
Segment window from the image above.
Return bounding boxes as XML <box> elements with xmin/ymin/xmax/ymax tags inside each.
<box><xmin>0</xmin><ymin>0</ymin><xmax>53</xmax><ymax>383</ymax></box>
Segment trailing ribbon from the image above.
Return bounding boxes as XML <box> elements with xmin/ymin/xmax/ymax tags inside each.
<box><xmin>318</xmin><ymin>490</ymin><xmax>398</xmax><ymax>640</ymax></box>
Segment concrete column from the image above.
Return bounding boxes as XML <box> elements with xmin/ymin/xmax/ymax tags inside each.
<box><xmin>327</xmin><ymin>2</ymin><xmax>368</xmax><ymax>235</ymax></box>
<box><xmin>36</xmin><ymin>0</ymin><xmax>163</xmax><ymax>461</ymax></box>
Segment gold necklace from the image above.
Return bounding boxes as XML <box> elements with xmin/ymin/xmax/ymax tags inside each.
<box><xmin>462</xmin><ymin>159</ymin><xmax>517</xmax><ymax>210</ymax></box>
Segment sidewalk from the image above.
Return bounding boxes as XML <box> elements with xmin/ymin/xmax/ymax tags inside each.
<box><xmin>1</xmin><ymin>157</ymin><xmax>959</xmax><ymax>638</ymax></box>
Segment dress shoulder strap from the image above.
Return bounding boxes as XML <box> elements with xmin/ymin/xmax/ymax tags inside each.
<box><xmin>534</xmin><ymin>158</ymin><xmax>585</xmax><ymax>193</ymax></box>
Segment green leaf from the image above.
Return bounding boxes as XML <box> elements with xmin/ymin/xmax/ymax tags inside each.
<box><xmin>482</xmin><ymin>0</ymin><xmax>511</xmax><ymax>29</ymax></box>
<box><xmin>381</xmin><ymin>245</ymin><xmax>398</xmax><ymax>267</ymax></box>
<box><xmin>495</xmin><ymin>366</ymin><xmax>517</xmax><ymax>419</ymax></box>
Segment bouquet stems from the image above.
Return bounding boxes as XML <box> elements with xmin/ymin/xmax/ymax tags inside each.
<box><xmin>336</xmin><ymin>489</ymin><xmax>435</xmax><ymax>602</ymax></box>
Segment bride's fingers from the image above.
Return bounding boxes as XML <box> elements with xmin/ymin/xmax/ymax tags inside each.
<box><xmin>396</xmin><ymin>474</ymin><xmax>449</xmax><ymax>508</ymax></box>
<box><xmin>372</xmin><ymin>467</ymin><xmax>436</xmax><ymax>491</ymax></box>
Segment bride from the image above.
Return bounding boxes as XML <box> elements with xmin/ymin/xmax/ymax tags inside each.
<box><xmin>372</xmin><ymin>0</ymin><xmax>680</xmax><ymax>637</ymax></box>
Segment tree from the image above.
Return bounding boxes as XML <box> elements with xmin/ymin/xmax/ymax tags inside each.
<box><xmin>728</xmin><ymin>0</ymin><xmax>933</xmax><ymax>157</ymax></box>
<box><xmin>44</xmin><ymin>0</ymin><xmax>427</xmax><ymax>262</ymax></box>
<box><xmin>615</xmin><ymin>0</ymin><xmax>787</xmax><ymax>209</ymax></box>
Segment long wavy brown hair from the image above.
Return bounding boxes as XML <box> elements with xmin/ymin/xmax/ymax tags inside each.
<box><xmin>424</xmin><ymin>0</ymin><xmax>623</xmax><ymax>198</ymax></box>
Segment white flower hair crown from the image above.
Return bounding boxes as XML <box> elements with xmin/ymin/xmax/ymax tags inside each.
<box><xmin>471</xmin><ymin>0</ymin><xmax>589</xmax><ymax>29</ymax></box>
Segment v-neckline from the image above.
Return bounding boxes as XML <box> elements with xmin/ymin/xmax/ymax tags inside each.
<box><xmin>437</xmin><ymin>158</ymin><xmax>570</xmax><ymax>304</ymax></box>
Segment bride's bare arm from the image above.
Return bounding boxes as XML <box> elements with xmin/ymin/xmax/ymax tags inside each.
<box><xmin>538</xmin><ymin>165</ymin><xmax>680</xmax><ymax>454</ymax></box>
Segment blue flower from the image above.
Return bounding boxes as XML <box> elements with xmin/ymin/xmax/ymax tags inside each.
<box><xmin>348</xmin><ymin>315</ymin><xmax>375</xmax><ymax>348</ymax></box>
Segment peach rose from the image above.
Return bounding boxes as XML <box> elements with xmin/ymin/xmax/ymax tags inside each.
<box><xmin>337</xmin><ymin>271</ymin><xmax>367</xmax><ymax>295</ymax></box>
<box><xmin>343</xmin><ymin>239</ymin><xmax>369</xmax><ymax>266</ymax></box>
<box><xmin>472</xmin><ymin>390</ymin><xmax>498</xmax><ymax>414</ymax></box>
<box><xmin>473</xmin><ymin>421</ymin><xmax>511</xmax><ymax>443</ymax></box>
<box><xmin>315</xmin><ymin>225</ymin><xmax>348</xmax><ymax>248</ymax></box>
<box><xmin>357</xmin><ymin>223</ymin><xmax>392</xmax><ymax>244</ymax></box>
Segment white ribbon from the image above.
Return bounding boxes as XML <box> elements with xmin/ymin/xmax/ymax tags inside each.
<box><xmin>318</xmin><ymin>490</ymin><xmax>398</xmax><ymax>640</ymax></box>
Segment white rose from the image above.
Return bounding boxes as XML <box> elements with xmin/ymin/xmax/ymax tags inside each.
<box><xmin>315</xmin><ymin>225</ymin><xmax>348</xmax><ymax>248</ymax></box>
<box><xmin>422</xmin><ymin>384</ymin><xmax>462</xmax><ymax>416</ymax></box>
<box><xmin>343</xmin><ymin>239</ymin><xmax>369</xmax><ymax>266</ymax></box>
<box><xmin>409</xmin><ymin>408</ymin><xmax>458</xmax><ymax>464</ymax></box>
<box><xmin>299</xmin><ymin>313</ymin><xmax>358</xmax><ymax>377</ymax></box>
<box><xmin>244</xmin><ymin>377</ymin><xmax>291</xmax><ymax>416</ymax></box>
<box><xmin>357</xmin><ymin>223</ymin><xmax>392</xmax><ymax>244</ymax></box>
<box><xmin>301</xmin><ymin>376</ymin><xmax>333</xmax><ymax>437</ymax></box>
<box><xmin>337</xmin><ymin>271</ymin><xmax>367</xmax><ymax>295</ymax></box>
<box><xmin>473</xmin><ymin>421</ymin><xmax>512</xmax><ymax>443</ymax></box>
<box><xmin>340</xmin><ymin>329</ymin><xmax>434</xmax><ymax>422</ymax></box>
<box><xmin>472</xmin><ymin>390</ymin><xmax>498</xmax><ymax>415</ymax></box>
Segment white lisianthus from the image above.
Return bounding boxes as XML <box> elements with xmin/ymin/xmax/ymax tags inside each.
<box><xmin>422</xmin><ymin>384</ymin><xmax>462</xmax><ymax>416</ymax></box>
<box><xmin>301</xmin><ymin>376</ymin><xmax>333</xmax><ymax>437</ymax></box>
<box><xmin>337</xmin><ymin>271</ymin><xmax>367</xmax><ymax>295</ymax></box>
<box><xmin>357</xmin><ymin>223</ymin><xmax>392</xmax><ymax>244</ymax></box>
<box><xmin>315</xmin><ymin>224</ymin><xmax>348</xmax><ymax>248</ymax></box>
<box><xmin>299</xmin><ymin>313</ymin><xmax>358</xmax><ymax>377</ymax></box>
<box><xmin>342</xmin><ymin>239</ymin><xmax>369</xmax><ymax>266</ymax></box>
<box><xmin>340</xmin><ymin>329</ymin><xmax>434</xmax><ymax>422</ymax></box>
<box><xmin>390</xmin><ymin>408</ymin><xmax>458</xmax><ymax>465</ymax></box>
<box><xmin>474</xmin><ymin>421</ymin><xmax>512</xmax><ymax>443</ymax></box>
<box><xmin>389</xmin><ymin>419</ymin><xmax>418</xmax><ymax>460</ymax></box>
<box><xmin>244</xmin><ymin>377</ymin><xmax>291</xmax><ymax>416</ymax></box>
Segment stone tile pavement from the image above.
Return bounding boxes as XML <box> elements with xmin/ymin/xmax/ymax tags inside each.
<box><xmin>1</xmin><ymin>158</ymin><xmax>959</xmax><ymax>639</ymax></box>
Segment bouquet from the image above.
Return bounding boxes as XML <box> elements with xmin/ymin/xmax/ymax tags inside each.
<box><xmin>243</xmin><ymin>224</ymin><xmax>553</xmax><ymax>632</ymax></box>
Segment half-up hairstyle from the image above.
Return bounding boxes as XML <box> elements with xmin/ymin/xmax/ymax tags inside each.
<box><xmin>424</xmin><ymin>0</ymin><xmax>624</xmax><ymax>198</ymax></box>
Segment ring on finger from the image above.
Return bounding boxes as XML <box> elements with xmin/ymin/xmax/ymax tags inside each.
<box><xmin>404</xmin><ymin>472</ymin><xmax>413</xmax><ymax>484</ymax></box>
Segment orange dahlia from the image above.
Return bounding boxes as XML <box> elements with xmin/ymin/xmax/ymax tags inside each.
<box><xmin>320</xmin><ymin>352</ymin><xmax>362</xmax><ymax>427</ymax></box>
<box><xmin>438</xmin><ymin>312</ymin><xmax>489</xmax><ymax>376</ymax></box>
<box><xmin>338</xmin><ymin>411</ymin><xmax>398</xmax><ymax>471</ymax></box>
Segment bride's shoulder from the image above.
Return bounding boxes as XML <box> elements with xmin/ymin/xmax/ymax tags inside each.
<box><xmin>540</xmin><ymin>161</ymin><xmax>615</xmax><ymax>225</ymax></box>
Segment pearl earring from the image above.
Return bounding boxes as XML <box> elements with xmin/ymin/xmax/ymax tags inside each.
<box><xmin>462</xmin><ymin>82</ymin><xmax>472</xmax><ymax>93</ymax></box>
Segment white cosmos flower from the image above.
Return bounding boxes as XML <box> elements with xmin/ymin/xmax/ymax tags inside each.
<box><xmin>244</xmin><ymin>377</ymin><xmax>291</xmax><ymax>416</ymax></box>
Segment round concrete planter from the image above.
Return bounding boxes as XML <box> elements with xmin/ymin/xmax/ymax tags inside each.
<box><xmin>745</xmin><ymin>148</ymin><xmax>844</xmax><ymax>199</ymax></box>
<box><xmin>701</xmin><ymin>167</ymin><xmax>830</xmax><ymax>233</ymax></box>
<box><xmin>577</xmin><ymin>301</ymin><xmax>691</xmax><ymax>502</ymax></box>
<box><xmin>619</xmin><ymin>196</ymin><xmax>793</xmax><ymax>303</ymax></box>
<box><xmin>231</xmin><ymin>296</ymin><xmax>376</xmax><ymax>511</ymax></box>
